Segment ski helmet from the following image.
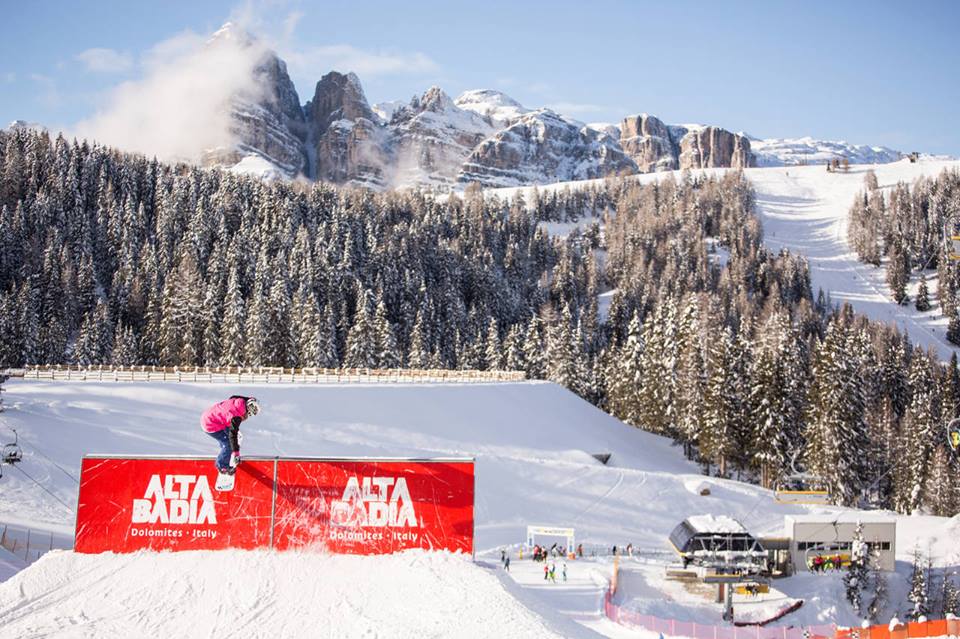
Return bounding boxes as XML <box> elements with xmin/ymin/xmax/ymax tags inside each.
<box><xmin>246</xmin><ymin>397</ymin><xmax>260</xmax><ymax>416</ymax></box>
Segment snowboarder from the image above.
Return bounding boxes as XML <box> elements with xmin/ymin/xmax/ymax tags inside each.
<box><xmin>504</xmin><ymin>556</ymin><xmax>510</xmax><ymax>572</ymax></box>
<box><xmin>201</xmin><ymin>395</ymin><xmax>259</xmax><ymax>476</ymax></box>
<box><xmin>562</xmin><ymin>562</ymin><xmax>567</xmax><ymax>582</ymax></box>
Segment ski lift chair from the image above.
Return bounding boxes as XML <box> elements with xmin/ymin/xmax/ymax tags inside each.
<box><xmin>2</xmin><ymin>429</ymin><xmax>22</xmax><ymax>465</ymax></box>
<box><xmin>774</xmin><ymin>454</ymin><xmax>832</xmax><ymax>505</ymax></box>
<box><xmin>948</xmin><ymin>235</ymin><xmax>960</xmax><ymax>261</ymax></box>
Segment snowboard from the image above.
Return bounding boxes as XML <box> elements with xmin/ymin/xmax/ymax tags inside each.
<box><xmin>215</xmin><ymin>469</ymin><xmax>236</xmax><ymax>492</ymax></box>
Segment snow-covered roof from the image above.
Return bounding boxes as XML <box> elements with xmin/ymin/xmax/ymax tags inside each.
<box><xmin>685</xmin><ymin>514</ymin><xmax>746</xmax><ymax>534</ymax></box>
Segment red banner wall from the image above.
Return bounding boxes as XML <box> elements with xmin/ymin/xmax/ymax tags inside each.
<box><xmin>273</xmin><ymin>459</ymin><xmax>474</xmax><ymax>554</ymax></box>
<box><xmin>74</xmin><ymin>457</ymin><xmax>275</xmax><ymax>553</ymax></box>
<box><xmin>74</xmin><ymin>457</ymin><xmax>474</xmax><ymax>556</ymax></box>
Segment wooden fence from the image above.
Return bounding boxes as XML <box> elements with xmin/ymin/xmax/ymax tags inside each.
<box><xmin>4</xmin><ymin>365</ymin><xmax>526</xmax><ymax>385</ymax></box>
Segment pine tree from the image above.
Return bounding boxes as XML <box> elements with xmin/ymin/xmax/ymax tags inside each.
<box><xmin>523</xmin><ymin>315</ymin><xmax>546</xmax><ymax>379</ymax></box>
<box><xmin>484</xmin><ymin>317</ymin><xmax>502</xmax><ymax>371</ymax></box>
<box><xmin>805</xmin><ymin>322</ymin><xmax>869</xmax><ymax>505</ymax></box>
<box><xmin>407</xmin><ymin>310</ymin><xmax>430</xmax><ymax>369</ymax></box>
<box><xmin>111</xmin><ymin>322</ymin><xmax>138</xmax><ymax>366</ymax></box>
<box><xmin>943</xmin><ymin>572</ymin><xmax>960</xmax><ymax>617</ymax></box>
<box><xmin>908</xmin><ymin>548</ymin><xmax>930</xmax><ymax>621</ymax></box>
<box><xmin>844</xmin><ymin>521</ymin><xmax>869</xmax><ymax>617</ymax></box>
<box><xmin>344</xmin><ymin>288</ymin><xmax>376</xmax><ymax>368</ymax></box>
<box><xmin>220</xmin><ymin>266</ymin><xmax>246</xmax><ymax>367</ymax></box>
<box><xmin>374</xmin><ymin>298</ymin><xmax>400</xmax><ymax>369</ymax></box>
<box><xmin>915</xmin><ymin>274</ymin><xmax>931</xmax><ymax>312</ymax></box>
<box><xmin>702</xmin><ymin>326</ymin><xmax>738</xmax><ymax>476</ymax></box>
<box><xmin>867</xmin><ymin>544</ymin><xmax>888</xmax><ymax>623</ymax></box>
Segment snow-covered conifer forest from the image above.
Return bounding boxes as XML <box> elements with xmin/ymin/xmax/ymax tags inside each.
<box><xmin>2</xmin><ymin>127</ymin><xmax>959</xmax><ymax>513</ymax></box>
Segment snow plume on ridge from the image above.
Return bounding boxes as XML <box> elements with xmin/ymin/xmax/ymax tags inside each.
<box><xmin>73</xmin><ymin>25</ymin><xmax>268</xmax><ymax>164</ymax></box>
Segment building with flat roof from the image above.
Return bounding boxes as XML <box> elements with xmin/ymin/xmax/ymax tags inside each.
<box><xmin>785</xmin><ymin>513</ymin><xmax>896</xmax><ymax>572</ymax></box>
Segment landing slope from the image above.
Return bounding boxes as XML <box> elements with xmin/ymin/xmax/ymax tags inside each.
<box><xmin>0</xmin><ymin>549</ymin><xmax>599</xmax><ymax>639</ymax></box>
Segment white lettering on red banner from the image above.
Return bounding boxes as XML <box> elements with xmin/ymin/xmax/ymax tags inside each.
<box><xmin>131</xmin><ymin>474</ymin><xmax>217</xmax><ymax>525</ymax></box>
<box><xmin>330</xmin><ymin>476</ymin><xmax>418</xmax><ymax>528</ymax></box>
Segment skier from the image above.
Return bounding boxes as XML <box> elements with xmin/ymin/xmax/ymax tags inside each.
<box><xmin>201</xmin><ymin>395</ymin><xmax>259</xmax><ymax>475</ymax></box>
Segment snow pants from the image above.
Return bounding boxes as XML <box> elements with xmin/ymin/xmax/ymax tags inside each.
<box><xmin>207</xmin><ymin>428</ymin><xmax>232</xmax><ymax>471</ymax></box>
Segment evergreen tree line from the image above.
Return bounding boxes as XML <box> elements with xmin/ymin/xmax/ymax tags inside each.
<box><xmin>847</xmin><ymin>169</ymin><xmax>960</xmax><ymax>335</ymax></box>
<box><xmin>1</xmin><ymin>128</ymin><xmax>959</xmax><ymax>514</ymax></box>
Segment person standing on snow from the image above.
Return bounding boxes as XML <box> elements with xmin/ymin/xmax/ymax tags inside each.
<box><xmin>201</xmin><ymin>395</ymin><xmax>259</xmax><ymax>474</ymax></box>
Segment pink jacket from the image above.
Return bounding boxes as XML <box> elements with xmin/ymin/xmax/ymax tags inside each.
<box><xmin>201</xmin><ymin>398</ymin><xmax>247</xmax><ymax>433</ymax></box>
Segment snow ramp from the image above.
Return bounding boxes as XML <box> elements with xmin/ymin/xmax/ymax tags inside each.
<box><xmin>0</xmin><ymin>549</ymin><xmax>603</xmax><ymax>639</ymax></box>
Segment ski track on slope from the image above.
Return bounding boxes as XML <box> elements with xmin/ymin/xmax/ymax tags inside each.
<box><xmin>492</xmin><ymin>159</ymin><xmax>960</xmax><ymax>360</ymax></box>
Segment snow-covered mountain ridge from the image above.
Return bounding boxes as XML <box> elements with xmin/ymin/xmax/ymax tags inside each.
<box><xmin>163</xmin><ymin>23</ymin><xmax>920</xmax><ymax>190</ymax></box>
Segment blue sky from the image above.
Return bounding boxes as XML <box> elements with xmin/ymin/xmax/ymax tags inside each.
<box><xmin>1</xmin><ymin>0</ymin><xmax>958</xmax><ymax>154</ymax></box>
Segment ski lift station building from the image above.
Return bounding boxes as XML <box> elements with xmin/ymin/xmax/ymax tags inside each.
<box><xmin>785</xmin><ymin>513</ymin><xmax>896</xmax><ymax>572</ymax></box>
<box><xmin>669</xmin><ymin>515</ymin><xmax>766</xmax><ymax>573</ymax></box>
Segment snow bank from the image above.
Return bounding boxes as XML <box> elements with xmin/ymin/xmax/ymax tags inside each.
<box><xmin>0</xmin><ymin>549</ymin><xmax>589</xmax><ymax>638</ymax></box>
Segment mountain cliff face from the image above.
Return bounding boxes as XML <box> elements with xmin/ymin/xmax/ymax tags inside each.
<box><xmin>203</xmin><ymin>25</ymin><xmax>901</xmax><ymax>188</ymax></box>
<box><xmin>305</xmin><ymin>71</ymin><xmax>386</xmax><ymax>187</ymax></box>
<box><xmin>619</xmin><ymin>114</ymin><xmax>678</xmax><ymax>173</ymax></box>
<box><xmin>458</xmin><ymin>109</ymin><xmax>635</xmax><ymax>187</ymax></box>
<box><xmin>388</xmin><ymin>87</ymin><xmax>496</xmax><ymax>188</ymax></box>
<box><xmin>200</xmin><ymin>23</ymin><xmax>307</xmax><ymax>178</ymax></box>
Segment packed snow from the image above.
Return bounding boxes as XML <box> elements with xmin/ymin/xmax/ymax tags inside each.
<box><xmin>0</xmin><ymin>549</ymin><xmax>599</xmax><ymax>639</ymax></box>
<box><xmin>0</xmin><ymin>377</ymin><xmax>957</xmax><ymax>636</ymax></box>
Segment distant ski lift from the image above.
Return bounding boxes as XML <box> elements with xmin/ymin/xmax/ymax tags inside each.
<box><xmin>948</xmin><ymin>235</ymin><xmax>960</xmax><ymax>261</ymax></box>
<box><xmin>2</xmin><ymin>428</ymin><xmax>22</xmax><ymax>465</ymax></box>
<box><xmin>803</xmin><ymin>542</ymin><xmax>851</xmax><ymax>571</ymax></box>
<box><xmin>947</xmin><ymin>418</ymin><xmax>960</xmax><ymax>458</ymax></box>
<box><xmin>774</xmin><ymin>452</ymin><xmax>831</xmax><ymax>505</ymax></box>
<box><xmin>944</xmin><ymin>223</ymin><xmax>960</xmax><ymax>261</ymax></box>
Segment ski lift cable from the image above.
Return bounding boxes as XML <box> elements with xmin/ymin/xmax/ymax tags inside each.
<box><xmin>0</xmin><ymin>422</ymin><xmax>79</xmax><ymax>485</ymax></box>
<box><xmin>14</xmin><ymin>437</ymin><xmax>79</xmax><ymax>485</ymax></box>
<box><xmin>10</xmin><ymin>464</ymin><xmax>74</xmax><ymax>513</ymax></box>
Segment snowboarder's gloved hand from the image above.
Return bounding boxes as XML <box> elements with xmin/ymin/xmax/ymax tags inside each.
<box><xmin>230</xmin><ymin>451</ymin><xmax>242</xmax><ymax>468</ymax></box>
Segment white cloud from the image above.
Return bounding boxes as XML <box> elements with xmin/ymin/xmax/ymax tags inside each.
<box><xmin>76</xmin><ymin>48</ymin><xmax>134</xmax><ymax>73</ymax></box>
<box><xmin>72</xmin><ymin>28</ymin><xmax>268</xmax><ymax>164</ymax></box>
<box><xmin>3</xmin><ymin>72</ymin><xmax>15</xmax><ymax>83</ymax></box>
<box><xmin>282</xmin><ymin>44</ymin><xmax>438</xmax><ymax>78</ymax></box>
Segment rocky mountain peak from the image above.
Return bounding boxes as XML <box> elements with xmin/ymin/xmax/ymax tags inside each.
<box><xmin>455</xmin><ymin>90</ymin><xmax>529</xmax><ymax>125</ymax></box>
<box><xmin>207</xmin><ymin>21</ymin><xmax>256</xmax><ymax>48</ymax></box>
<box><xmin>306</xmin><ymin>71</ymin><xmax>376</xmax><ymax>136</ymax></box>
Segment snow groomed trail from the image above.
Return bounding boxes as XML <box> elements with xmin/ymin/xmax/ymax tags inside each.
<box><xmin>492</xmin><ymin>159</ymin><xmax>960</xmax><ymax>359</ymax></box>
<box><xmin>748</xmin><ymin>160</ymin><xmax>960</xmax><ymax>360</ymax></box>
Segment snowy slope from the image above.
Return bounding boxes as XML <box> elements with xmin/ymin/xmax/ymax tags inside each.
<box><xmin>1</xmin><ymin>378</ymin><xmax>956</xmax><ymax>634</ymax></box>
<box><xmin>490</xmin><ymin>159</ymin><xmax>960</xmax><ymax>359</ymax></box>
<box><xmin>0</xmin><ymin>549</ymin><xmax>601</xmax><ymax>639</ymax></box>
<box><xmin>750</xmin><ymin>137</ymin><xmax>903</xmax><ymax>167</ymax></box>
